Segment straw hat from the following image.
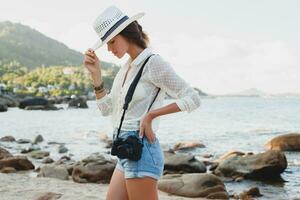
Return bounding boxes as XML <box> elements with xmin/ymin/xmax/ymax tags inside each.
<box><xmin>91</xmin><ymin>6</ymin><xmax>144</xmax><ymax>50</ymax></box>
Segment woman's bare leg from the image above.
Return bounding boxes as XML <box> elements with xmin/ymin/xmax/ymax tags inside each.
<box><xmin>126</xmin><ymin>177</ymin><xmax>158</xmax><ymax>200</ymax></box>
<box><xmin>106</xmin><ymin>168</ymin><xmax>129</xmax><ymax>200</ymax></box>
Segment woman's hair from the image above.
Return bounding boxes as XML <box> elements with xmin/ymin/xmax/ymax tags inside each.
<box><xmin>119</xmin><ymin>21</ymin><xmax>149</xmax><ymax>49</ymax></box>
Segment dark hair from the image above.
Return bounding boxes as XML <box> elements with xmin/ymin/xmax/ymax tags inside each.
<box><xmin>119</xmin><ymin>21</ymin><xmax>149</xmax><ymax>49</ymax></box>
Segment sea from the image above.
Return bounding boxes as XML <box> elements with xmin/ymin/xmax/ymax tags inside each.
<box><xmin>1</xmin><ymin>96</ymin><xmax>300</xmax><ymax>199</ymax></box>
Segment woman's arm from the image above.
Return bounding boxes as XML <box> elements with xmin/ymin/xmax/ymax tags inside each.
<box><xmin>84</xmin><ymin>49</ymin><xmax>113</xmax><ymax>116</ymax></box>
<box><xmin>139</xmin><ymin>102</ymin><xmax>181</xmax><ymax>143</ymax></box>
<box><xmin>149</xmin><ymin>102</ymin><xmax>181</xmax><ymax>119</ymax></box>
<box><xmin>139</xmin><ymin>55</ymin><xmax>201</xmax><ymax>143</ymax></box>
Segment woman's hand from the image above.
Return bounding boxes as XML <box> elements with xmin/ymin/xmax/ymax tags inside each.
<box><xmin>139</xmin><ymin>113</ymin><xmax>156</xmax><ymax>144</ymax></box>
<box><xmin>84</xmin><ymin>49</ymin><xmax>101</xmax><ymax>76</ymax></box>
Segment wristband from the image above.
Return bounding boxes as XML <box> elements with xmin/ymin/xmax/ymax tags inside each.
<box><xmin>94</xmin><ymin>81</ymin><xmax>104</xmax><ymax>91</ymax></box>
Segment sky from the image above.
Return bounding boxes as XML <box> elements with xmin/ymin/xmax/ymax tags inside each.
<box><xmin>1</xmin><ymin>0</ymin><xmax>300</xmax><ymax>95</ymax></box>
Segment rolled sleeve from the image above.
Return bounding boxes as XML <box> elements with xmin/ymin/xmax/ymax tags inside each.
<box><xmin>175</xmin><ymin>87</ymin><xmax>201</xmax><ymax>112</ymax></box>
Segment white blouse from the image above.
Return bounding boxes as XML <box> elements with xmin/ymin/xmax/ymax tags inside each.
<box><xmin>96</xmin><ymin>48</ymin><xmax>201</xmax><ymax>132</ymax></box>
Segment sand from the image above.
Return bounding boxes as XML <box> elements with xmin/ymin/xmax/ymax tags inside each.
<box><xmin>0</xmin><ymin>173</ymin><xmax>208</xmax><ymax>200</ymax></box>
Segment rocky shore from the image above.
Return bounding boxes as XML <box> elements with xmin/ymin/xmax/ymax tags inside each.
<box><xmin>1</xmin><ymin>133</ymin><xmax>299</xmax><ymax>199</ymax></box>
<box><xmin>0</xmin><ymin>95</ymin><xmax>89</xmax><ymax>112</ymax></box>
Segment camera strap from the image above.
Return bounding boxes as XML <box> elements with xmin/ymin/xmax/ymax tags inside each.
<box><xmin>116</xmin><ymin>54</ymin><xmax>160</xmax><ymax>140</ymax></box>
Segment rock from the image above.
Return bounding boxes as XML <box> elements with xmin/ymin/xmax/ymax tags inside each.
<box><xmin>48</xmin><ymin>96</ymin><xmax>64</xmax><ymax>104</ymax></box>
<box><xmin>16</xmin><ymin>139</ymin><xmax>32</xmax><ymax>144</ymax></box>
<box><xmin>99</xmin><ymin>133</ymin><xmax>108</xmax><ymax>141</ymax></box>
<box><xmin>35</xmin><ymin>192</ymin><xmax>62</xmax><ymax>200</ymax></box>
<box><xmin>0</xmin><ymin>136</ymin><xmax>16</xmax><ymax>142</ymax></box>
<box><xmin>0</xmin><ymin>167</ymin><xmax>17</xmax><ymax>173</ymax></box>
<box><xmin>19</xmin><ymin>97</ymin><xmax>48</xmax><ymax>109</ymax></box>
<box><xmin>48</xmin><ymin>141</ymin><xmax>65</xmax><ymax>145</ymax></box>
<box><xmin>58</xmin><ymin>145</ymin><xmax>68</xmax><ymax>154</ymax></box>
<box><xmin>24</xmin><ymin>104</ymin><xmax>59</xmax><ymax>111</ymax></box>
<box><xmin>105</xmin><ymin>139</ymin><xmax>113</xmax><ymax>149</ymax></box>
<box><xmin>215</xmin><ymin>150</ymin><xmax>246</xmax><ymax>163</ymax></box>
<box><xmin>0</xmin><ymin>94</ymin><xmax>19</xmax><ymax>107</ymax></box>
<box><xmin>21</xmin><ymin>144</ymin><xmax>41</xmax><ymax>153</ymax></box>
<box><xmin>37</xmin><ymin>164</ymin><xmax>69</xmax><ymax>180</ymax></box>
<box><xmin>68</xmin><ymin>96</ymin><xmax>88</xmax><ymax>109</ymax></box>
<box><xmin>158</xmin><ymin>173</ymin><xmax>229</xmax><ymax>199</ymax></box>
<box><xmin>0</xmin><ymin>156</ymin><xmax>35</xmax><ymax>170</ymax></box>
<box><xmin>201</xmin><ymin>153</ymin><xmax>213</xmax><ymax>158</ymax></box>
<box><xmin>213</xmin><ymin>150</ymin><xmax>287</xmax><ymax>179</ymax></box>
<box><xmin>72</xmin><ymin>154</ymin><xmax>116</xmax><ymax>183</ymax></box>
<box><xmin>56</xmin><ymin>158</ymin><xmax>77</xmax><ymax>176</ymax></box>
<box><xmin>173</xmin><ymin>141</ymin><xmax>205</xmax><ymax>151</ymax></box>
<box><xmin>42</xmin><ymin>157</ymin><xmax>55</xmax><ymax>164</ymax></box>
<box><xmin>239</xmin><ymin>186</ymin><xmax>262</xmax><ymax>199</ymax></box>
<box><xmin>235</xmin><ymin>176</ymin><xmax>244</xmax><ymax>182</ymax></box>
<box><xmin>57</xmin><ymin>156</ymin><xmax>71</xmax><ymax>162</ymax></box>
<box><xmin>0</xmin><ymin>147</ymin><xmax>13</xmax><ymax>160</ymax></box>
<box><xmin>0</xmin><ymin>101</ymin><xmax>8</xmax><ymax>112</ymax></box>
<box><xmin>29</xmin><ymin>151</ymin><xmax>50</xmax><ymax>159</ymax></box>
<box><xmin>209</xmin><ymin>162</ymin><xmax>219</xmax><ymax>171</ymax></box>
<box><xmin>164</xmin><ymin>150</ymin><xmax>206</xmax><ymax>174</ymax></box>
<box><xmin>33</xmin><ymin>135</ymin><xmax>44</xmax><ymax>144</ymax></box>
<box><xmin>265</xmin><ymin>133</ymin><xmax>300</xmax><ymax>151</ymax></box>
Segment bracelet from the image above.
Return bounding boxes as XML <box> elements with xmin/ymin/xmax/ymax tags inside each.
<box><xmin>94</xmin><ymin>87</ymin><xmax>106</xmax><ymax>94</ymax></box>
<box><xmin>94</xmin><ymin>81</ymin><xmax>104</xmax><ymax>91</ymax></box>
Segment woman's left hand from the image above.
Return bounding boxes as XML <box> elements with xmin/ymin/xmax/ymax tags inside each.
<box><xmin>139</xmin><ymin>113</ymin><xmax>156</xmax><ymax>144</ymax></box>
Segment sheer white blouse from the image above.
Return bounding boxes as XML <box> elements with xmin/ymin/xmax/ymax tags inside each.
<box><xmin>96</xmin><ymin>48</ymin><xmax>201</xmax><ymax>132</ymax></box>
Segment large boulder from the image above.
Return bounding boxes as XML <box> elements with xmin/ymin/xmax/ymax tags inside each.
<box><xmin>213</xmin><ymin>150</ymin><xmax>287</xmax><ymax>179</ymax></box>
<box><xmin>37</xmin><ymin>164</ymin><xmax>69</xmax><ymax>180</ymax></box>
<box><xmin>265</xmin><ymin>133</ymin><xmax>300</xmax><ymax>151</ymax></box>
<box><xmin>164</xmin><ymin>150</ymin><xmax>206</xmax><ymax>174</ymax></box>
<box><xmin>0</xmin><ymin>156</ymin><xmax>35</xmax><ymax>171</ymax></box>
<box><xmin>158</xmin><ymin>173</ymin><xmax>229</xmax><ymax>199</ymax></box>
<box><xmin>72</xmin><ymin>154</ymin><xmax>115</xmax><ymax>183</ymax></box>
<box><xmin>19</xmin><ymin>97</ymin><xmax>49</xmax><ymax>109</ymax></box>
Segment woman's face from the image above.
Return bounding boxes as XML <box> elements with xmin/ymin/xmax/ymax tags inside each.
<box><xmin>107</xmin><ymin>35</ymin><xmax>129</xmax><ymax>58</ymax></box>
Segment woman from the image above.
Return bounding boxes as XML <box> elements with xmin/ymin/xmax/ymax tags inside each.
<box><xmin>84</xmin><ymin>6</ymin><xmax>201</xmax><ymax>200</ymax></box>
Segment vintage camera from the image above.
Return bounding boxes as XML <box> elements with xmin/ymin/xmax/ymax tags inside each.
<box><xmin>111</xmin><ymin>135</ymin><xmax>144</xmax><ymax>161</ymax></box>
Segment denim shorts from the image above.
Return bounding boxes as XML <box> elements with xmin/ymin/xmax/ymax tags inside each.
<box><xmin>112</xmin><ymin>129</ymin><xmax>164</xmax><ymax>181</ymax></box>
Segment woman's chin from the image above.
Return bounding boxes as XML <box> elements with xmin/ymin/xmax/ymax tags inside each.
<box><xmin>115</xmin><ymin>54</ymin><xmax>124</xmax><ymax>59</ymax></box>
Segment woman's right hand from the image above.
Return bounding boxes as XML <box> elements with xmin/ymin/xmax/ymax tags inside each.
<box><xmin>84</xmin><ymin>49</ymin><xmax>101</xmax><ymax>76</ymax></box>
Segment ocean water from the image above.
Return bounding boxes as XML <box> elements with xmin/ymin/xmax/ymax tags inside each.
<box><xmin>1</xmin><ymin>97</ymin><xmax>300</xmax><ymax>199</ymax></box>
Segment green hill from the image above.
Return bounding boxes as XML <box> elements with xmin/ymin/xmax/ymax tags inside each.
<box><xmin>0</xmin><ymin>21</ymin><xmax>86</xmax><ymax>68</ymax></box>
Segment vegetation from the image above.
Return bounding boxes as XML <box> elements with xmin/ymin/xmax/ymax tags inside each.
<box><xmin>0</xmin><ymin>63</ymin><xmax>119</xmax><ymax>97</ymax></box>
<box><xmin>0</xmin><ymin>21</ymin><xmax>119</xmax><ymax>98</ymax></box>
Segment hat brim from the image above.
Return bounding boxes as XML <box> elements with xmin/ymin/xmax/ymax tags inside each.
<box><xmin>91</xmin><ymin>12</ymin><xmax>145</xmax><ymax>50</ymax></box>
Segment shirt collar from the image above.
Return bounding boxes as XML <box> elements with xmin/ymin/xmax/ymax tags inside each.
<box><xmin>130</xmin><ymin>47</ymin><xmax>153</xmax><ymax>67</ymax></box>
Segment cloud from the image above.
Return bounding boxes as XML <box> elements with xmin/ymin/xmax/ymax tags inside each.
<box><xmin>150</xmin><ymin>32</ymin><xmax>300</xmax><ymax>94</ymax></box>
